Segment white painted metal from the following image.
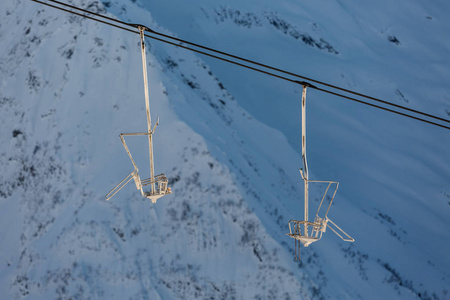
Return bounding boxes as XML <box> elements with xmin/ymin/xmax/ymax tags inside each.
<box><xmin>139</xmin><ymin>26</ymin><xmax>156</xmax><ymax>195</ymax></box>
<box><xmin>301</xmin><ymin>86</ymin><xmax>309</xmax><ymax>238</ymax></box>
<box><xmin>105</xmin><ymin>26</ymin><xmax>171</xmax><ymax>203</ymax></box>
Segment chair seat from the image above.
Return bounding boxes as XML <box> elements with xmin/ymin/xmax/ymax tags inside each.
<box><xmin>286</xmin><ymin>233</ymin><xmax>319</xmax><ymax>247</ymax></box>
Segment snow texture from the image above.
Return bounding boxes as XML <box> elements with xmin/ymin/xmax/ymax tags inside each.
<box><xmin>1</xmin><ymin>0</ymin><xmax>449</xmax><ymax>299</ymax></box>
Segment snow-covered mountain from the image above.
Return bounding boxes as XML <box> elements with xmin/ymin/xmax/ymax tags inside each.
<box><xmin>1</xmin><ymin>0</ymin><xmax>449</xmax><ymax>299</ymax></box>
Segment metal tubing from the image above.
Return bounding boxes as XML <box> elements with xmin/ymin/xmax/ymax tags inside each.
<box><xmin>301</xmin><ymin>85</ymin><xmax>309</xmax><ymax>236</ymax></box>
<box><xmin>314</xmin><ymin>181</ymin><xmax>339</xmax><ymax>218</ymax></box>
<box><xmin>324</xmin><ymin>182</ymin><xmax>339</xmax><ymax>218</ymax></box>
<box><xmin>105</xmin><ymin>170</ymin><xmax>137</xmax><ymax>200</ymax></box>
<box><xmin>139</xmin><ymin>26</ymin><xmax>156</xmax><ymax>194</ymax></box>
<box><xmin>120</xmin><ymin>133</ymin><xmax>142</xmax><ymax>170</ymax></box>
<box><xmin>326</xmin><ymin>218</ymin><xmax>355</xmax><ymax>242</ymax></box>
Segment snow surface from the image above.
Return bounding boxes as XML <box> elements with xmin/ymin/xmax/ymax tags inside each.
<box><xmin>0</xmin><ymin>0</ymin><xmax>449</xmax><ymax>299</ymax></box>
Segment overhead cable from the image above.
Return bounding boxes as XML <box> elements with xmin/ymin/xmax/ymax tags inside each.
<box><xmin>29</xmin><ymin>0</ymin><xmax>450</xmax><ymax>130</ymax></box>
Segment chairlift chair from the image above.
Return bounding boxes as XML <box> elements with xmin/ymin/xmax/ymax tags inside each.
<box><xmin>105</xmin><ymin>25</ymin><xmax>171</xmax><ymax>203</ymax></box>
<box><xmin>286</xmin><ymin>84</ymin><xmax>354</xmax><ymax>260</ymax></box>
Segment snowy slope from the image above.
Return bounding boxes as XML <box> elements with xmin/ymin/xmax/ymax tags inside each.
<box><xmin>0</xmin><ymin>0</ymin><xmax>449</xmax><ymax>299</ymax></box>
<box><xmin>138</xmin><ymin>0</ymin><xmax>450</xmax><ymax>298</ymax></box>
<box><xmin>0</xmin><ymin>1</ymin><xmax>314</xmax><ymax>299</ymax></box>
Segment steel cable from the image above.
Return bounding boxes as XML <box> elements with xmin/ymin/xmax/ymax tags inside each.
<box><xmin>29</xmin><ymin>0</ymin><xmax>450</xmax><ymax>130</ymax></box>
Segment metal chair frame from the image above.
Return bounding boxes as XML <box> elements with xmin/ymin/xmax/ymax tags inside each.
<box><xmin>287</xmin><ymin>84</ymin><xmax>354</xmax><ymax>260</ymax></box>
<box><xmin>106</xmin><ymin>25</ymin><xmax>171</xmax><ymax>203</ymax></box>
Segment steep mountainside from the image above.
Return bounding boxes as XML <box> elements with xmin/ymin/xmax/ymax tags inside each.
<box><xmin>0</xmin><ymin>0</ymin><xmax>449</xmax><ymax>299</ymax></box>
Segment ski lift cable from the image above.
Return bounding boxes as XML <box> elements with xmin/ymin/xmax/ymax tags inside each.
<box><xmin>314</xmin><ymin>87</ymin><xmax>450</xmax><ymax>130</ymax></box>
<box><xmin>31</xmin><ymin>0</ymin><xmax>138</xmax><ymax>33</ymax></box>
<box><xmin>30</xmin><ymin>0</ymin><xmax>299</xmax><ymax>82</ymax></box>
<box><xmin>40</xmin><ymin>0</ymin><xmax>450</xmax><ymax>126</ymax></box>
<box><xmin>30</xmin><ymin>0</ymin><xmax>450</xmax><ymax>131</ymax></box>
<box><xmin>39</xmin><ymin>0</ymin><xmax>450</xmax><ymax>126</ymax></box>
<box><xmin>142</xmin><ymin>31</ymin><xmax>450</xmax><ymax>127</ymax></box>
